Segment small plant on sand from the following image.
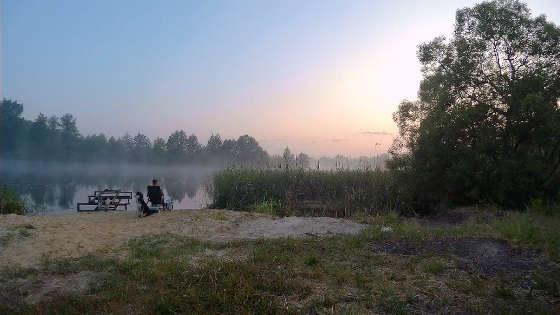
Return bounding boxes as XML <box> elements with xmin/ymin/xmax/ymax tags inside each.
<box><xmin>304</xmin><ymin>254</ymin><xmax>319</xmax><ymax>266</ymax></box>
<box><xmin>209</xmin><ymin>211</ymin><xmax>228</xmax><ymax>221</ymax></box>
<box><xmin>494</xmin><ymin>284</ymin><xmax>515</xmax><ymax>299</ymax></box>
<box><xmin>422</xmin><ymin>259</ymin><xmax>446</xmax><ymax>275</ymax></box>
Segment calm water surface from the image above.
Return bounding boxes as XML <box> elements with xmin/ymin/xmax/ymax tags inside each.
<box><xmin>0</xmin><ymin>161</ymin><xmax>217</xmax><ymax>215</ymax></box>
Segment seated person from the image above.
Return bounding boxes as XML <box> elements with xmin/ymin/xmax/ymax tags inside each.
<box><xmin>147</xmin><ymin>179</ymin><xmax>164</xmax><ymax>205</ymax></box>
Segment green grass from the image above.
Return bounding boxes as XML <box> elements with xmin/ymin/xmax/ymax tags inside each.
<box><xmin>422</xmin><ymin>259</ymin><xmax>447</xmax><ymax>275</ymax></box>
<box><xmin>209</xmin><ymin>211</ymin><xmax>229</xmax><ymax>221</ymax></box>
<box><xmin>491</xmin><ymin>212</ymin><xmax>560</xmax><ymax>261</ymax></box>
<box><xmin>352</xmin><ymin>208</ymin><xmax>560</xmax><ymax>262</ymax></box>
<box><xmin>2</xmin><ymin>210</ymin><xmax>560</xmax><ymax>314</ymax></box>
<box><xmin>0</xmin><ymin>223</ymin><xmax>35</xmax><ymax>247</ymax></box>
<box><xmin>251</xmin><ymin>200</ymin><xmax>282</xmax><ymax>215</ymax></box>
<box><xmin>212</xmin><ymin>169</ymin><xmax>400</xmax><ymax>215</ymax></box>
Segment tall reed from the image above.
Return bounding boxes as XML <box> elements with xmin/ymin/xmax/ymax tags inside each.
<box><xmin>212</xmin><ymin>169</ymin><xmax>402</xmax><ymax>216</ymax></box>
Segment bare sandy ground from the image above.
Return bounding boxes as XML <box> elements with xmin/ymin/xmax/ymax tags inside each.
<box><xmin>0</xmin><ymin>210</ymin><xmax>365</xmax><ymax>268</ymax></box>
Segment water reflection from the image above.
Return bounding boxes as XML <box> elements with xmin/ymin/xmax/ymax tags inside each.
<box><xmin>0</xmin><ymin>161</ymin><xmax>217</xmax><ymax>214</ymax></box>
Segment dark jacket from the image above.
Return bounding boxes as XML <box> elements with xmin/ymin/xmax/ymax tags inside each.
<box><xmin>147</xmin><ymin>185</ymin><xmax>164</xmax><ymax>204</ymax></box>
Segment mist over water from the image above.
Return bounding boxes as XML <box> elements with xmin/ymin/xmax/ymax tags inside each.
<box><xmin>0</xmin><ymin>160</ymin><xmax>219</xmax><ymax>214</ymax></box>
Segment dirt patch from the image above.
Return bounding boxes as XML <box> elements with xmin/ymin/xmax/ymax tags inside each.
<box><xmin>369</xmin><ymin>237</ymin><xmax>559</xmax><ymax>275</ymax></box>
<box><xmin>422</xmin><ymin>211</ymin><xmax>469</xmax><ymax>226</ymax></box>
<box><xmin>0</xmin><ymin>210</ymin><xmax>365</xmax><ymax>268</ymax></box>
<box><xmin>210</xmin><ymin>216</ymin><xmax>365</xmax><ymax>241</ymax></box>
<box><xmin>417</xmin><ymin>207</ymin><xmax>494</xmax><ymax>228</ymax></box>
<box><xmin>0</xmin><ymin>271</ymin><xmax>96</xmax><ymax>309</ymax></box>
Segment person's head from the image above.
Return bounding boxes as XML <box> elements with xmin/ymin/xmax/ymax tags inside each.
<box><xmin>152</xmin><ymin>179</ymin><xmax>158</xmax><ymax>186</ymax></box>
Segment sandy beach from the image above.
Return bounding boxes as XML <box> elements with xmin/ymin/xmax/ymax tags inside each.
<box><xmin>0</xmin><ymin>209</ymin><xmax>365</xmax><ymax>268</ymax></box>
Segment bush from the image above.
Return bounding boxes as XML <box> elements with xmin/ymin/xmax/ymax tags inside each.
<box><xmin>212</xmin><ymin>169</ymin><xmax>404</xmax><ymax>216</ymax></box>
<box><xmin>528</xmin><ymin>199</ymin><xmax>559</xmax><ymax>216</ymax></box>
<box><xmin>0</xmin><ymin>186</ymin><xmax>25</xmax><ymax>215</ymax></box>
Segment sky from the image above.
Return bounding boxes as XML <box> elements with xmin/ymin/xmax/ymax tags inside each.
<box><xmin>2</xmin><ymin>0</ymin><xmax>559</xmax><ymax>157</ymax></box>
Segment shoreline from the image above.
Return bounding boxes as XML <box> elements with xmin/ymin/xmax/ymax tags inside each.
<box><xmin>0</xmin><ymin>209</ymin><xmax>365</xmax><ymax>268</ymax></box>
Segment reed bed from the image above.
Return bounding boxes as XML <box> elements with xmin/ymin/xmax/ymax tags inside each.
<box><xmin>212</xmin><ymin>169</ymin><xmax>401</xmax><ymax>216</ymax></box>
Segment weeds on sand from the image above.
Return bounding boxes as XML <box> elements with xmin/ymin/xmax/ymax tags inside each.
<box><xmin>2</xmin><ymin>211</ymin><xmax>560</xmax><ymax>314</ymax></box>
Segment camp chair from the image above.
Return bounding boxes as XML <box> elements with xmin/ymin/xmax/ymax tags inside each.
<box><xmin>147</xmin><ymin>185</ymin><xmax>173</xmax><ymax>210</ymax></box>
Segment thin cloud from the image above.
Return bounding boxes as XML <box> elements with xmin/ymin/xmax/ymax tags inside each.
<box><xmin>330</xmin><ymin>138</ymin><xmax>348</xmax><ymax>143</ymax></box>
<box><xmin>361</xmin><ymin>130</ymin><xmax>392</xmax><ymax>136</ymax></box>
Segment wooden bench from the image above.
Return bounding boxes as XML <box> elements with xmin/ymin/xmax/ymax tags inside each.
<box><xmin>77</xmin><ymin>190</ymin><xmax>133</xmax><ymax>212</ymax></box>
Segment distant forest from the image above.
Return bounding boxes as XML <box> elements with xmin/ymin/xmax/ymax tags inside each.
<box><xmin>0</xmin><ymin>99</ymin><xmax>387</xmax><ymax>169</ymax></box>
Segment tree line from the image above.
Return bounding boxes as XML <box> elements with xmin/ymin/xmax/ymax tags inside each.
<box><xmin>0</xmin><ymin>99</ymin><xmax>270</xmax><ymax>167</ymax></box>
<box><xmin>0</xmin><ymin>99</ymin><xmax>389</xmax><ymax>171</ymax></box>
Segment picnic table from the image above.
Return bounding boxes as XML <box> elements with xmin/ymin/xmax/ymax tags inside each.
<box><xmin>76</xmin><ymin>189</ymin><xmax>133</xmax><ymax>212</ymax></box>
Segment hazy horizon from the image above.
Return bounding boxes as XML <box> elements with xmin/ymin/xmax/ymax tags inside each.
<box><xmin>2</xmin><ymin>0</ymin><xmax>559</xmax><ymax>156</ymax></box>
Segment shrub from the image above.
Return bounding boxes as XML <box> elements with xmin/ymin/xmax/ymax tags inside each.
<box><xmin>528</xmin><ymin>199</ymin><xmax>559</xmax><ymax>216</ymax></box>
<box><xmin>0</xmin><ymin>186</ymin><xmax>25</xmax><ymax>215</ymax></box>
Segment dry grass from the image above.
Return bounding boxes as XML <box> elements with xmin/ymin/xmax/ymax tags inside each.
<box><xmin>1</xmin><ymin>209</ymin><xmax>559</xmax><ymax>314</ymax></box>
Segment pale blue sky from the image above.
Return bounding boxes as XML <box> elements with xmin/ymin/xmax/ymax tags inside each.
<box><xmin>2</xmin><ymin>0</ymin><xmax>559</xmax><ymax>156</ymax></box>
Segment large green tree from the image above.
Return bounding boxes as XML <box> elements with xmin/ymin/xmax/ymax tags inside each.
<box><xmin>0</xmin><ymin>99</ymin><xmax>26</xmax><ymax>158</ymax></box>
<box><xmin>390</xmin><ymin>0</ymin><xmax>560</xmax><ymax>210</ymax></box>
<box><xmin>166</xmin><ymin>130</ymin><xmax>189</xmax><ymax>162</ymax></box>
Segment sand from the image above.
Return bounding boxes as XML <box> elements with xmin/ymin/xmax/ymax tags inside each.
<box><xmin>0</xmin><ymin>210</ymin><xmax>365</xmax><ymax>268</ymax></box>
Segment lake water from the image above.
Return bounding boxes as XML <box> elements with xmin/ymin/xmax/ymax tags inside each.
<box><xmin>0</xmin><ymin>161</ymin><xmax>217</xmax><ymax>215</ymax></box>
